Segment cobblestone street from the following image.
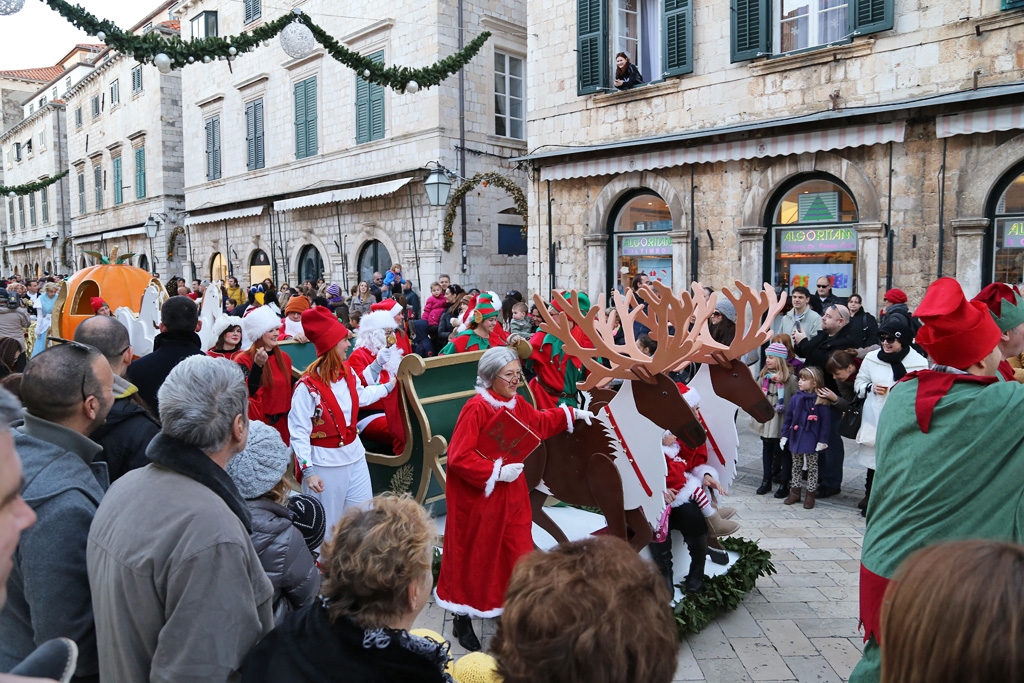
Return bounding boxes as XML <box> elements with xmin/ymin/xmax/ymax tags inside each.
<box><xmin>415</xmin><ymin>422</ymin><xmax>869</xmax><ymax>681</ymax></box>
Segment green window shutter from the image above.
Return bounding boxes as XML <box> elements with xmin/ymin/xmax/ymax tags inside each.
<box><xmin>246</xmin><ymin>101</ymin><xmax>256</xmax><ymax>170</ymax></box>
<box><xmin>254</xmin><ymin>99</ymin><xmax>264</xmax><ymax>169</ymax></box>
<box><xmin>94</xmin><ymin>165</ymin><xmax>102</xmax><ymax>210</ymax></box>
<box><xmin>304</xmin><ymin>78</ymin><xmax>317</xmax><ymax>156</ymax></box>
<box><xmin>7</xmin><ymin>200</ymin><xmax>13</xmax><ymax>231</ymax></box>
<box><xmin>355</xmin><ymin>69</ymin><xmax>370</xmax><ymax>144</ymax></box>
<box><xmin>850</xmin><ymin>0</ymin><xmax>893</xmax><ymax>36</ymax></box>
<box><xmin>295</xmin><ymin>80</ymin><xmax>308</xmax><ymax>158</ymax></box>
<box><xmin>577</xmin><ymin>0</ymin><xmax>608</xmax><ymax>95</ymax></box>
<box><xmin>730</xmin><ymin>0</ymin><xmax>769</xmax><ymax>62</ymax></box>
<box><xmin>113</xmin><ymin>157</ymin><xmax>123</xmax><ymax>205</ymax></box>
<box><xmin>206</xmin><ymin>118</ymin><xmax>221</xmax><ymax>179</ymax></box>
<box><xmin>18</xmin><ymin>197</ymin><xmax>24</xmax><ymax>229</ymax></box>
<box><xmin>213</xmin><ymin>118</ymin><xmax>222</xmax><ymax>179</ymax></box>
<box><xmin>136</xmin><ymin>147</ymin><xmax>146</xmax><ymax>199</ymax></box>
<box><xmin>1003</xmin><ymin>0</ymin><xmax>1024</xmax><ymax>8</ymax></box>
<box><xmin>40</xmin><ymin>187</ymin><xmax>48</xmax><ymax>223</ymax></box>
<box><xmin>28</xmin><ymin>193</ymin><xmax>35</xmax><ymax>227</ymax></box>
<box><xmin>78</xmin><ymin>172</ymin><xmax>85</xmax><ymax>213</ymax></box>
<box><xmin>663</xmin><ymin>0</ymin><xmax>693</xmax><ymax>77</ymax></box>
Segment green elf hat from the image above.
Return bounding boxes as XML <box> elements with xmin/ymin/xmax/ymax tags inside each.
<box><xmin>550</xmin><ymin>290</ymin><xmax>591</xmax><ymax>316</ymax></box>
<box><xmin>472</xmin><ymin>297</ymin><xmax>500</xmax><ymax>324</ymax></box>
<box><xmin>971</xmin><ymin>283</ymin><xmax>1024</xmax><ymax>333</ymax></box>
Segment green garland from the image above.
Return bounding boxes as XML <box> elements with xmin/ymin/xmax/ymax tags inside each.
<box><xmin>41</xmin><ymin>0</ymin><xmax>490</xmax><ymax>92</ymax></box>
<box><xmin>443</xmin><ymin>173</ymin><xmax>529</xmax><ymax>251</ymax></box>
<box><xmin>1</xmin><ymin>170</ymin><xmax>68</xmax><ymax>197</ymax></box>
<box><xmin>167</xmin><ymin>225</ymin><xmax>186</xmax><ymax>260</ymax></box>
<box><xmin>673</xmin><ymin>536</ymin><xmax>776</xmax><ymax>636</ymax></box>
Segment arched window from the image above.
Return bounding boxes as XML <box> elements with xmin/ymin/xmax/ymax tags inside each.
<box><xmin>608</xmin><ymin>191</ymin><xmax>673</xmax><ymax>293</ymax></box>
<box><xmin>766</xmin><ymin>175</ymin><xmax>859</xmax><ymax>296</ymax></box>
<box><xmin>297</xmin><ymin>245</ymin><xmax>324</xmax><ymax>285</ymax></box>
<box><xmin>80</xmin><ymin>256</ymin><xmax>87</xmax><ymax>270</ymax></box>
<box><xmin>357</xmin><ymin>240</ymin><xmax>392</xmax><ymax>285</ymax></box>
<box><xmin>138</xmin><ymin>254</ymin><xmax>149</xmax><ymax>273</ymax></box>
<box><xmin>210</xmin><ymin>252</ymin><xmax>228</xmax><ymax>283</ymax></box>
<box><xmin>986</xmin><ymin>163</ymin><xmax>1024</xmax><ymax>286</ymax></box>
<box><xmin>249</xmin><ymin>249</ymin><xmax>271</xmax><ymax>286</ymax></box>
<box><xmin>45</xmin><ymin>261</ymin><xmax>52</xmax><ymax>275</ymax></box>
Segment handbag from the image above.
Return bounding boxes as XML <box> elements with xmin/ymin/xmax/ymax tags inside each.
<box><xmin>838</xmin><ymin>395</ymin><xmax>864</xmax><ymax>440</ymax></box>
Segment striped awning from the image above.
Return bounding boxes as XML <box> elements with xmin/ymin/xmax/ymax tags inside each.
<box><xmin>273</xmin><ymin>177</ymin><xmax>412</xmax><ymax>213</ymax></box>
<box><xmin>936</xmin><ymin>104</ymin><xmax>1024</xmax><ymax>139</ymax></box>
<box><xmin>184</xmin><ymin>205</ymin><xmax>264</xmax><ymax>227</ymax></box>
<box><xmin>538</xmin><ymin>122</ymin><xmax>906</xmax><ymax>182</ymax></box>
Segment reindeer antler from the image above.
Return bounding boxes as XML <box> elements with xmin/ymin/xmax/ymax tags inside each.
<box><xmin>687</xmin><ymin>281</ymin><xmax>787</xmax><ymax>364</ymax></box>
<box><xmin>636</xmin><ymin>281</ymin><xmax>716</xmax><ymax>375</ymax></box>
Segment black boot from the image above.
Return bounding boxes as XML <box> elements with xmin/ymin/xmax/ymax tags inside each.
<box><xmin>683</xmin><ymin>535</ymin><xmax>708</xmax><ymax>593</ymax></box>
<box><xmin>773</xmin><ymin>483</ymin><xmax>790</xmax><ymax>499</ymax></box>
<box><xmin>707</xmin><ymin>545</ymin><xmax>730</xmax><ymax>565</ymax></box>
<box><xmin>858</xmin><ymin>468</ymin><xmax>874</xmax><ymax>510</ymax></box>
<box><xmin>648</xmin><ymin>539</ymin><xmax>675</xmax><ymax>595</ymax></box>
<box><xmin>452</xmin><ymin>614</ymin><xmax>481</xmax><ymax>652</ymax></box>
<box><xmin>756</xmin><ymin>477</ymin><xmax>772</xmax><ymax>495</ymax></box>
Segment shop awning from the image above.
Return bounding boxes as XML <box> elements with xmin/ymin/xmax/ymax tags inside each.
<box><xmin>184</xmin><ymin>205</ymin><xmax>264</xmax><ymax>227</ymax></box>
<box><xmin>273</xmin><ymin>177</ymin><xmax>413</xmax><ymax>213</ymax></box>
<box><xmin>538</xmin><ymin>122</ymin><xmax>906</xmax><ymax>181</ymax></box>
<box><xmin>936</xmin><ymin>104</ymin><xmax>1024</xmax><ymax>139</ymax></box>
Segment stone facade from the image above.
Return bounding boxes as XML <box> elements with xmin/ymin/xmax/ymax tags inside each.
<box><xmin>523</xmin><ymin>0</ymin><xmax>1024</xmax><ymax>307</ymax></box>
<box><xmin>174</xmin><ymin>0</ymin><xmax>529</xmax><ymax>293</ymax></box>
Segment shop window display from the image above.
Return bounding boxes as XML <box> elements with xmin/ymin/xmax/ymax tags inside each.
<box><xmin>993</xmin><ymin>170</ymin><xmax>1024</xmax><ymax>286</ymax></box>
<box><xmin>612</xmin><ymin>192</ymin><xmax>673</xmax><ymax>293</ymax></box>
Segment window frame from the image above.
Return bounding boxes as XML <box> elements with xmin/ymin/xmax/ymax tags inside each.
<box><xmin>110</xmin><ymin>79</ymin><xmax>120</xmax><ymax>106</ymax></box>
<box><xmin>205</xmin><ymin>116</ymin><xmax>222</xmax><ymax>181</ymax></box>
<box><xmin>131</xmin><ymin>65</ymin><xmax>143</xmax><ymax>94</ymax></box>
<box><xmin>773</xmin><ymin>0</ymin><xmax>850</xmax><ymax>56</ymax></box>
<box><xmin>246</xmin><ymin>98</ymin><xmax>265</xmax><ymax>171</ymax></box>
<box><xmin>494</xmin><ymin>51</ymin><xmax>525</xmax><ymax>141</ymax></box>
<box><xmin>191</xmin><ymin>11</ymin><xmax>219</xmax><ymax>39</ymax></box>
<box><xmin>135</xmin><ymin>147</ymin><xmax>147</xmax><ymax>199</ymax></box>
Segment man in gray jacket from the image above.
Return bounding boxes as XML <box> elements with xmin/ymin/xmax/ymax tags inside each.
<box><xmin>88</xmin><ymin>355</ymin><xmax>274</xmax><ymax>683</ymax></box>
<box><xmin>0</xmin><ymin>342</ymin><xmax>115</xmax><ymax>682</ymax></box>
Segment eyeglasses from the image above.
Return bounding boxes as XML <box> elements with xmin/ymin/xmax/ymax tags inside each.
<box><xmin>497</xmin><ymin>371</ymin><xmax>524</xmax><ymax>386</ymax></box>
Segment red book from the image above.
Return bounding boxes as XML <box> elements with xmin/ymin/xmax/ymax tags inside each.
<box><xmin>474</xmin><ymin>408</ymin><xmax>541</xmax><ymax>465</ymax></box>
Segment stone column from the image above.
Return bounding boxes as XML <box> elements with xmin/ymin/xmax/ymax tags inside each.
<box><xmin>668</xmin><ymin>229</ymin><xmax>690</xmax><ymax>291</ymax></box>
<box><xmin>855</xmin><ymin>221</ymin><xmax>884</xmax><ymax>317</ymax></box>
<box><xmin>952</xmin><ymin>218</ymin><xmax>988</xmax><ymax>298</ymax></box>
<box><xmin>583</xmin><ymin>233</ymin><xmax>607</xmax><ymax>301</ymax></box>
<box><xmin>737</xmin><ymin>226</ymin><xmax>767</xmax><ymax>286</ymax></box>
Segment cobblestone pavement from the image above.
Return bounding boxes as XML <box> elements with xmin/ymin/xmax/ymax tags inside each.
<box><xmin>415</xmin><ymin>422</ymin><xmax>869</xmax><ymax>681</ymax></box>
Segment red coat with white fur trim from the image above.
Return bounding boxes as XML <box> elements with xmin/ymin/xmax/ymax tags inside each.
<box><xmin>435</xmin><ymin>388</ymin><xmax>573</xmax><ymax>617</ymax></box>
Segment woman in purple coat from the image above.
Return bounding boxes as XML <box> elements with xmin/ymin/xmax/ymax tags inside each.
<box><xmin>779</xmin><ymin>366</ymin><xmax>831</xmax><ymax>510</ymax></box>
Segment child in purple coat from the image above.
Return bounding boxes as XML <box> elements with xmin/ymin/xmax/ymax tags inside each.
<box><xmin>780</xmin><ymin>366</ymin><xmax>831</xmax><ymax>509</ymax></box>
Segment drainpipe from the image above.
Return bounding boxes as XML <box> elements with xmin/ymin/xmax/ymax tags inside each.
<box><xmin>547</xmin><ymin>179</ymin><xmax>554</xmax><ymax>293</ymax></box>
<box><xmin>458</xmin><ymin>0</ymin><xmax>467</xmax><ymax>275</ymax></box>
<box><xmin>936</xmin><ymin>138</ymin><xmax>947</xmax><ymax>279</ymax></box>
<box><xmin>223</xmin><ymin>219</ymin><xmax>232</xmax><ymax>277</ymax></box>
<box><xmin>407</xmin><ymin>183</ymin><xmax>423</xmax><ymax>290</ymax></box>
<box><xmin>267</xmin><ymin>205</ymin><xmax>277</xmax><ymax>285</ymax></box>
<box><xmin>334</xmin><ymin>203</ymin><xmax>348</xmax><ymax>290</ymax></box>
<box><xmin>690</xmin><ymin>165</ymin><xmax>698</xmax><ymax>284</ymax></box>
<box><xmin>885</xmin><ymin>142</ymin><xmax>894</xmax><ymax>291</ymax></box>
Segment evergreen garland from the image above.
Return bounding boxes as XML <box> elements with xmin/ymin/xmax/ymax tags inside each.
<box><xmin>41</xmin><ymin>0</ymin><xmax>490</xmax><ymax>92</ymax></box>
<box><xmin>443</xmin><ymin>173</ymin><xmax>528</xmax><ymax>251</ymax></box>
<box><xmin>167</xmin><ymin>225</ymin><xmax>186</xmax><ymax>260</ymax></box>
<box><xmin>1</xmin><ymin>170</ymin><xmax>68</xmax><ymax>197</ymax></box>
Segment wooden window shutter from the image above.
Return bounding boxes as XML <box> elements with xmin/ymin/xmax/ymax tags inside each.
<box><xmin>295</xmin><ymin>80</ymin><xmax>308</xmax><ymax>158</ymax></box>
<box><xmin>304</xmin><ymin>78</ymin><xmax>317</xmax><ymax>156</ymax></box>
<box><xmin>136</xmin><ymin>147</ymin><xmax>146</xmax><ymax>199</ymax></box>
<box><xmin>206</xmin><ymin>119</ymin><xmax>215</xmax><ymax>178</ymax></box>
<box><xmin>850</xmin><ymin>0</ymin><xmax>893</xmax><ymax>36</ymax></box>
<box><xmin>730</xmin><ymin>0</ymin><xmax>769</xmax><ymax>62</ymax></box>
<box><xmin>356</xmin><ymin>68</ymin><xmax>371</xmax><ymax>144</ymax></box>
<box><xmin>113</xmin><ymin>157</ymin><xmax>122</xmax><ymax>205</ymax></box>
<box><xmin>254</xmin><ymin>100</ymin><xmax>265</xmax><ymax>169</ymax></box>
<box><xmin>213</xmin><ymin>118</ymin><xmax>221</xmax><ymax>179</ymax></box>
<box><xmin>369</xmin><ymin>52</ymin><xmax>385</xmax><ymax>142</ymax></box>
<box><xmin>662</xmin><ymin>0</ymin><xmax>693</xmax><ymax>77</ymax></box>
<box><xmin>577</xmin><ymin>0</ymin><xmax>608</xmax><ymax>95</ymax></box>
<box><xmin>246</xmin><ymin>101</ymin><xmax>256</xmax><ymax>170</ymax></box>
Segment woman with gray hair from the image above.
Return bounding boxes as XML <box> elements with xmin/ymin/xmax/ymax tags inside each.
<box><xmin>435</xmin><ymin>346</ymin><xmax>594</xmax><ymax>651</ymax></box>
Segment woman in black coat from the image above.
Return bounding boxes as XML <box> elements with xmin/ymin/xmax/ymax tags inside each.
<box><xmin>846</xmin><ymin>293</ymin><xmax>879</xmax><ymax>351</ymax></box>
<box><xmin>614</xmin><ymin>52</ymin><xmax>644</xmax><ymax>90</ymax></box>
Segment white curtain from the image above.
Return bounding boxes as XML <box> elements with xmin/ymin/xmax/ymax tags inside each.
<box><xmin>640</xmin><ymin>0</ymin><xmax>661</xmax><ymax>81</ymax></box>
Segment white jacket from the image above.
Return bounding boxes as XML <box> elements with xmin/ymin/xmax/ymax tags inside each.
<box><xmin>853</xmin><ymin>348</ymin><xmax>928</xmax><ymax>466</ymax></box>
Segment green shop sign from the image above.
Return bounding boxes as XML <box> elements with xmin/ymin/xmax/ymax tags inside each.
<box><xmin>998</xmin><ymin>218</ymin><xmax>1024</xmax><ymax>249</ymax></box>
<box><xmin>779</xmin><ymin>228</ymin><xmax>857</xmax><ymax>254</ymax></box>
<box><xmin>621</xmin><ymin>235</ymin><xmax>672</xmax><ymax>256</ymax></box>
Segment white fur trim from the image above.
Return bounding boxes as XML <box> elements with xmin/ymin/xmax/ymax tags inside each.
<box><xmin>433</xmin><ymin>591</ymin><xmax>504</xmax><ymax>619</ymax></box>
<box><xmin>356</xmin><ymin>414</ymin><xmax>385</xmax><ymax>431</ymax></box>
<box><xmin>242</xmin><ymin>306</ymin><xmax>282</xmax><ymax>347</ymax></box>
<box><xmin>689</xmin><ymin>464</ymin><xmax>718</xmax><ymax>484</ymax></box>
<box><xmin>475</xmin><ymin>386</ymin><xmax>517</xmax><ymax>410</ymax></box>
<box><xmin>682</xmin><ymin>387</ymin><xmax>702</xmax><ymax>409</ymax></box>
<box><xmin>671</xmin><ymin>473</ymin><xmax>703</xmax><ymax>508</ymax></box>
<box><xmin>561</xmin><ymin>404</ymin><xmax>574</xmax><ymax>434</ymax></box>
<box><xmin>210</xmin><ymin>315</ymin><xmax>241</xmax><ymax>345</ymax></box>
<box><xmin>362</xmin><ymin>364</ymin><xmax>379</xmax><ymax>386</ymax></box>
<box><xmin>662</xmin><ymin>436</ymin><xmax>682</xmax><ymax>461</ymax></box>
<box><xmin>358</xmin><ymin>310</ymin><xmax>400</xmax><ymax>334</ymax></box>
<box><xmin>484</xmin><ymin>457</ymin><xmax>503</xmax><ymax>498</ymax></box>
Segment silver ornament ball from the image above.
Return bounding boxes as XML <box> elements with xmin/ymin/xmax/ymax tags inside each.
<box><xmin>228</xmin><ymin>46</ymin><xmax>237</xmax><ymax>56</ymax></box>
<box><xmin>363</xmin><ymin>69</ymin><xmax>371</xmax><ymax>78</ymax></box>
<box><xmin>203</xmin><ymin>55</ymin><xmax>212</xmax><ymax>64</ymax></box>
<box><xmin>188</xmin><ymin>56</ymin><xmax>195</xmax><ymax>63</ymax></box>
<box><xmin>406</xmin><ymin>80</ymin><xmax>419</xmax><ymax>93</ymax></box>
<box><xmin>6</xmin><ymin>191</ymin><xmax>15</xmax><ymax>199</ymax></box>
<box><xmin>154</xmin><ymin>53</ymin><xmax>172</xmax><ymax>73</ymax></box>
<box><xmin>280</xmin><ymin>21</ymin><xmax>315</xmax><ymax>59</ymax></box>
<box><xmin>0</xmin><ymin>0</ymin><xmax>26</xmax><ymax>16</ymax></box>
<box><xmin>96</xmin><ymin>30</ymin><xmax>106</xmax><ymax>42</ymax></box>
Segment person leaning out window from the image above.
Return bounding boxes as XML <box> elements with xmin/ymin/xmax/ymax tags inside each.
<box><xmin>614</xmin><ymin>53</ymin><xmax>644</xmax><ymax>90</ymax></box>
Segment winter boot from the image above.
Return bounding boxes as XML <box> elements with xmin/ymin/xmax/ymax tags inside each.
<box><xmin>705</xmin><ymin>510</ymin><xmax>740</xmax><ymax>537</ymax></box>
<box><xmin>683</xmin><ymin>535</ymin><xmax>708</xmax><ymax>593</ymax></box>
<box><xmin>803</xmin><ymin>490</ymin><xmax>816</xmax><ymax>509</ymax></box>
<box><xmin>773</xmin><ymin>483</ymin><xmax>790</xmax><ymax>499</ymax></box>
<box><xmin>713</xmin><ymin>503</ymin><xmax>737</xmax><ymax>519</ymax></box>
<box><xmin>707</xmin><ymin>545</ymin><xmax>730</xmax><ymax>566</ymax></box>
<box><xmin>858</xmin><ymin>468</ymin><xmax>874</xmax><ymax>510</ymax></box>
<box><xmin>756</xmin><ymin>477</ymin><xmax>773</xmax><ymax>495</ymax></box>
<box><xmin>648</xmin><ymin>540</ymin><xmax>675</xmax><ymax>596</ymax></box>
<box><xmin>452</xmin><ymin>614</ymin><xmax>481</xmax><ymax>652</ymax></box>
<box><xmin>784</xmin><ymin>487</ymin><xmax>802</xmax><ymax>505</ymax></box>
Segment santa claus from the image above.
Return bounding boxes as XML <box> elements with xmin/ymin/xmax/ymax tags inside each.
<box><xmin>346</xmin><ymin>306</ymin><xmax>407</xmax><ymax>455</ymax></box>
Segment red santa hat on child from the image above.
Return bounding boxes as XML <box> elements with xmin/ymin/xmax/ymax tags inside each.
<box><xmin>90</xmin><ymin>297</ymin><xmax>108</xmax><ymax>313</ymax></box>
<box><xmin>914</xmin><ymin>277</ymin><xmax>1001</xmax><ymax>369</ymax></box>
<box><xmin>301</xmin><ymin>306</ymin><xmax>350</xmax><ymax>356</ymax></box>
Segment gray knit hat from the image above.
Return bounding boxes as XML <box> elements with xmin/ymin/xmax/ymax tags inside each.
<box><xmin>227</xmin><ymin>420</ymin><xmax>290</xmax><ymax>499</ymax></box>
<box><xmin>715</xmin><ymin>298</ymin><xmax>737</xmax><ymax>323</ymax></box>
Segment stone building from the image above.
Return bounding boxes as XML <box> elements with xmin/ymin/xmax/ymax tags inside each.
<box><xmin>65</xmin><ymin>3</ymin><xmax>184</xmax><ymax>276</ymax></box>
<box><xmin>172</xmin><ymin>0</ymin><xmax>528</xmax><ymax>295</ymax></box>
<box><xmin>519</xmin><ymin>0</ymin><xmax>1024</xmax><ymax>312</ymax></box>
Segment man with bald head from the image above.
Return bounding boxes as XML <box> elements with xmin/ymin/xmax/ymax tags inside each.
<box><xmin>75</xmin><ymin>316</ymin><xmax>160</xmax><ymax>482</ymax></box>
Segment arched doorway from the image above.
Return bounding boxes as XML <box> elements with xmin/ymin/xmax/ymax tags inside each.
<box><xmin>764</xmin><ymin>175</ymin><xmax>859</xmax><ymax>297</ymax></box>
<box><xmin>80</xmin><ymin>256</ymin><xmax>86</xmax><ymax>270</ymax></box>
<box><xmin>297</xmin><ymin>245</ymin><xmax>324</xmax><ymax>285</ymax></box>
<box><xmin>357</xmin><ymin>239</ymin><xmax>392</xmax><ymax>285</ymax></box>
<box><xmin>45</xmin><ymin>261</ymin><xmax>52</xmax><ymax>275</ymax></box>
<box><xmin>138</xmin><ymin>254</ymin><xmax>149</xmax><ymax>273</ymax></box>
<box><xmin>607</xmin><ymin>191</ymin><xmax>673</xmax><ymax>294</ymax></box>
<box><xmin>249</xmin><ymin>249</ymin><xmax>271</xmax><ymax>286</ymax></box>
<box><xmin>985</xmin><ymin>161</ymin><xmax>1024</xmax><ymax>286</ymax></box>
<box><xmin>210</xmin><ymin>252</ymin><xmax>228</xmax><ymax>283</ymax></box>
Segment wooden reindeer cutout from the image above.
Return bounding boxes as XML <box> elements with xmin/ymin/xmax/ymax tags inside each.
<box><xmin>524</xmin><ymin>281</ymin><xmax>785</xmax><ymax>551</ymax></box>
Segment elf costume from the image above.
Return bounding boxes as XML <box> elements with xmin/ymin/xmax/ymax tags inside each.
<box><xmin>527</xmin><ymin>291</ymin><xmax>593</xmax><ymax>410</ymax></box>
<box><xmin>971</xmin><ymin>282</ymin><xmax>1024</xmax><ymax>383</ymax></box>
<box><xmin>439</xmin><ymin>297</ymin><xmax>501</xmax><ymax>355</ymax></box>
<box><xmin>852</xmin><ymin>278</ymin><xmax>1024</xmax><ymax>683</ymax></box>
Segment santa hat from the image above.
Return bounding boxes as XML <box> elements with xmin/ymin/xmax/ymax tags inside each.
<box><xmin>242</xmin><ymin>306</ymin><xmax>282</xmax><ymax>347</ymax></box>
<box><xmin>551</xmin><ymin>290</ymin><xmax>592</xmax><ymax>316</ymax></box>
<box><xmin>971</xmin><ymin>283</ymin><xmax>1024</xmax><ymax>334</ymax></box>
<box><xmin>90</xmin><ymin>297</ymin><xmax>108</xmax><ymax>312</ymax></box>
<box><xmin>359</xmin><ymin>309</ymin><xmax>400</xmax><ymax>333</ymax></box>
<box><xmin>884</xmin><ymin>288</ymin><xmax>908</xmax><ymax>305</ymax></box>
<box><xmin>210</xmin><ymin>315</ymin><xmax>241</xmax><ymax>343</ymax></box>
<box><xmin>915</xmin><ymin>277</ymin><xmax>1001</xmax><ymax>369</ymax></box>
<box><xmin>302</xmin><ymin>306</ymin><xmax>349</xmax><ymax>356</ymax></box>
<box><xmin>284</xmin><ymin>295</ymin><xmax>311</xmax><ymax>315</ymax></box>
<box><xmin>371</xmin><ymin>299</ymin><xmax>403</xmax><ymax>317</ymax></box>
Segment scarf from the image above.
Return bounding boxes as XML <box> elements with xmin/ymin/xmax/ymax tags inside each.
<box><xmin>877</xmin><ymin>344</ymin><xmax>911</xmax><ymax>381</ymax></box>
<box><xmin>760</xmin><ymin>373</ymin><xmax>786</xmax><ymax>405</ymax></box>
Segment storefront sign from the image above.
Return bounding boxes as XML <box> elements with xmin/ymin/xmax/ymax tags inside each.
<box><xmin>790</xmin><ymin>264</ymin><xmax>855</xmax><ymax>297</ymax></box>
<box><xmin>779</xmin><ymin>228</ymin><xmax>857</xmax><ymax>254</ymax></box>
<box><xmin>621</xmin><ymin>235</ymin><xmax>672</xmax><ymax>256</ymax></box>
<box><xmin>998</xmin><ymin>218</ymin><xmax>1024</xmax><ymax>249</ymax></box>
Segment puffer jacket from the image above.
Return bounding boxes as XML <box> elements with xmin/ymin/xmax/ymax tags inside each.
<box><xmin>91</xmin><ymin>376</ymin><xmax>160</xmax><ymax>483</ymax></box>
<box><xmin>246</xmin><ymin>498</ymin><xmax>321</xmax><ymax>619</ymax></box>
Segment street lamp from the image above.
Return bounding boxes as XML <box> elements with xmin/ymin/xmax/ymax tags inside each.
<box><xmin>42</xmin><ymin>232</ymin><xmax>55</xmax><ymax>250</ymax></box>
<box><xmin>424</xmin><ymin>166</ymin><xmax>452</xmax><ymax>207</ymax></box>
<box><xmin>145</xmin><ymin>215</ymin><xmax>161</xmax><ymax>274</ymax></box>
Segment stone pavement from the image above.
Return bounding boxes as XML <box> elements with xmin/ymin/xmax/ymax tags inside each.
<box><xmin>415</xmin><ymin>422</ymin><xmax>869</xmax><ymax>682</ymax></box>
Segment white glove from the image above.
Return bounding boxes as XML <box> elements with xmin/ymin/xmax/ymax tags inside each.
<box><xmin>497</xmin><ymin>463</ymin><xmax>524</xmax><ymax>483</ymax></box>
<box><xmin>376</xmin><ymin>346</ymin><xmax>392</xmax><ymax>366</ymax></box>
<box><xmin>815</xmin><ymin>442</ymin><xmax>828</xmax><ymax>452</ymax></box>
<box><xmin>779</xmin><ymin>438</ymin><xmax>787</xmax><ymax>449</ymax></box>
<box><xmin>573</xmin><ymin>408</ymin><xmax>595</xmax><ymax>426</ymax></box>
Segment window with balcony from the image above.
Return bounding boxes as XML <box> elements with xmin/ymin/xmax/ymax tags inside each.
<box><xmin>494</xmin><ymin>52</ymin><xmax>524</xmax><ymax>140</ymax></box>
<box><xmin>191</xmin><ymin>11</ymin><xmax>218</xmax><ymax>39</ymax></box>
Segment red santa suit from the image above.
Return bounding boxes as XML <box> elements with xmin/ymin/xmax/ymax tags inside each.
<box><xmin>435</xmin><ymin>387</ymin><xmax>575</xmax><ymax>617</ymax></box>
<box><xmin>235</xmin><ymin>348</ymin><xmax>293</xmax><ymax>445</ymax></box>
<box><xmin>347</xmin><ymin>344</ymin><xmax>406</xmax><ymax>454</ymax></box>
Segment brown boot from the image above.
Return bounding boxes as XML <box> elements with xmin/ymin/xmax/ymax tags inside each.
<box><xmin>784</xmin><ymin>487</ymin><xmax>801</xmax><ymax>505</ymax></box>
<box><xmin>705</xmin><ymin>511</ymin><xmax>740</xmax><ymax>537</ymax></box>
<box><xmin>803</xmin><ymin>490</ymin><xmax>816</xmax><ymax>509</ymax></box>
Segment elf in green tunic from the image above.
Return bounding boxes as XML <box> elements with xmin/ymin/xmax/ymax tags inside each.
<box><xmin>439</xmin><ymin>296</ymin><xmax>501</xmax><ymax>355</ymax></box>
<box><xmin>526</xmin><ymin>291</ymin><xmax>593</xmax><ymax>410</ymax></box>
<box><xmin>851</xmin><ymin>277</ymin><xmax>1024</xmax><ymax>683</ymax></box>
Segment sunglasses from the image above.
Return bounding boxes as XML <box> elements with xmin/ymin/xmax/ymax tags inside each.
<box><xmin>46</xmin><ymin>338</ymin><xmax>97</xmax><ymax>403</ymax></box>
<box><xmin>817</xmin><ymin>284</ymin><xmax>830</xmax><ymax>289</ymax></box>
<box><xmin>879</xmin><ymin>334</ymin><xmax>897</xmax><ymax>343</ymax></box>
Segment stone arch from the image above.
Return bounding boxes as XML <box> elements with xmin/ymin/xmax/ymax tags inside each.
<box><xmin>289</xmin><ymin>233</ymin><xmax>334</xmax><ymax>284</ymax></box>
<box><xmin>350</xmin><ymin>225</ymin><xmax>402</xmax><ymax>282</ymax></box>
<box><xmin>588</xmin><ymin>170</ymin><xmax>686</xmax><ymax>237</ymax></box>
<box><xmin>957</xmin><ymin>131</ymin><xmax>1024</xmax><ymax>219</ymax></box>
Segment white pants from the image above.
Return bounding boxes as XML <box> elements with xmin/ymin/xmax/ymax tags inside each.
<box><xmin>302</xmin><ymin>458</ymin><xmax>373</xmax><ymax>542</ymax></box>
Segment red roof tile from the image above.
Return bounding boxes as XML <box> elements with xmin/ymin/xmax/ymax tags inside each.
<box><xmin>158</xmin><ymin>20</ymin><xmax>180</xmax><ymax>30</ymax></box>
<box><xmin>0</xmin><ymin>66</ymin><xmax>65</xmax><ymax>83</ymax></box>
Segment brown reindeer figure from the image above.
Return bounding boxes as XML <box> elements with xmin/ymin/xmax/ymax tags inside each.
<box><xmin>525</xmin><ymin>281</ymin><xmax>785</xmax><ymax>551</ymax></box>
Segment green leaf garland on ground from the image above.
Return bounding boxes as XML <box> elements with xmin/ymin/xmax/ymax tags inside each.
<box><xmin>40</xmin><ymin>0</ymin><xmax>489</xmax><ymax>92</ymax></box>
<box><xmin>673</xmin><ymin>536</ymin><xmax>776</xmax><ymax>636</ymax></box>
<box><xmin>443</xmin><ymin>173</ymin><xmax>528</xmax><ymax>251</ymax></box>
<box><xmin>1</xmin><ymin>169</ymin><xmax>68</xmax><ymax>197</ymax></box>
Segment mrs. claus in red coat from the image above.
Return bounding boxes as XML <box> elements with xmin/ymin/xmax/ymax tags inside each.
<box><xmin>434</xmin><ymin>346</ymin><xmax>593</xmax><ymax>651</ymax></box>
